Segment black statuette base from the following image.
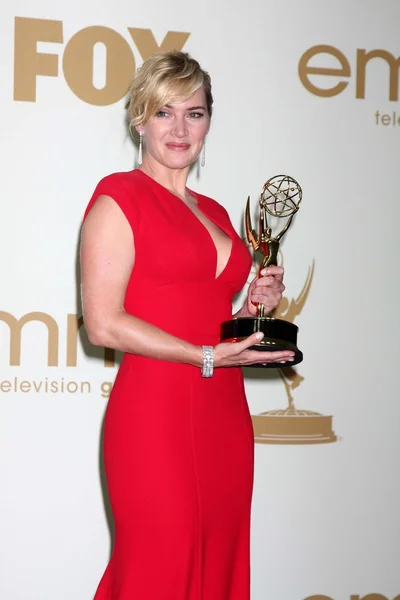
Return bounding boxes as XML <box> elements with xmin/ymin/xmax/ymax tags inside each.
<box><xmin>220</xmin><ymin>316</ymin><xmax>303</xmax><ymax>368</ymax></box>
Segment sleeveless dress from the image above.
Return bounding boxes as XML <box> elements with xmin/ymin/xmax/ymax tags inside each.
<box><xmin>84</xmin><ymin>169</ymin><xmax>253</xmax><ymax>600</ymax></box>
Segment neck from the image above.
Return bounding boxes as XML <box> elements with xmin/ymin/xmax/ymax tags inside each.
<box><xmin>139</xmin><ymin>156</ymin><xmax>190</xmax><ymax>199</ymax></box>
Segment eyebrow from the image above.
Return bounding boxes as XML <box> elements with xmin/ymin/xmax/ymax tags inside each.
<box><xmin>164</xmin><ymin>104</ymin><xmax>206</xmax><ymax>111</ymax></box>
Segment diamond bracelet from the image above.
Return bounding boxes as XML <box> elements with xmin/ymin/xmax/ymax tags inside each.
<box><xmin>201</xmin><ymin>346</ymin><xmax>214</xmax><ymax>378</ymax></box>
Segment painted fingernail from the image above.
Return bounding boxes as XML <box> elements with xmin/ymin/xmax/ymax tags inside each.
<box><xmin>255</xmin><ymin>332</ymin><xmax>264</xmax><ymax>340</ymax></box>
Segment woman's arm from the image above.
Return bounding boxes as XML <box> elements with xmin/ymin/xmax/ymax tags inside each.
<box><xmin>80</xmin><ymin>195</ymin><xmax>203</xmax><ymax>367</ymax></box>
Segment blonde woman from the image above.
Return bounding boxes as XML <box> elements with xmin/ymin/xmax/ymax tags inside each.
<box><xmin>81</xmin><ymin>51</ymin><xmax>293</xmax><ymax>600</ymax></box>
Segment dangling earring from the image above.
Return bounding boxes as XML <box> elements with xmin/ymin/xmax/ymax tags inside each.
<box><xmin>201</xmin><ymin>141</ymin><xmax>206</xmax><ymax>167</ymax></box>
<box><xmin>138</xmin><ymin>133</ymin><xmax>143</xmax><ymax>166</ymax></box>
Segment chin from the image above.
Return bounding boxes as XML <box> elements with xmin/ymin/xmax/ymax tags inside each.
<box><xmin>164</xmin><ymin>157</ymin><xmax>195</xmax><ymax>170</ymax></box>
<box><xmin>163</xmin><ymin>148</ymin><xmax>199</xmax><ymax>167</ymax></box>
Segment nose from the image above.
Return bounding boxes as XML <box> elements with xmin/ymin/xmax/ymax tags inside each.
<box><xmin>171</xmin><ymin>115</ymin><xmax>188</xmax><ymax>138</ymax></box>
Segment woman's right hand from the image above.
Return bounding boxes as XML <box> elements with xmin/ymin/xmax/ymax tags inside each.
<box><xmin>213</xmin><ymin>332</ymin><xmax>295</xmax><ymax>367</ymax></box>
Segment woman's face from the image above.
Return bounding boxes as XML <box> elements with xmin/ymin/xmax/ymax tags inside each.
<box><xmin>138</xmin><ymin>87</ymin><xmax>210</xmax><ymax>170</ymax></box>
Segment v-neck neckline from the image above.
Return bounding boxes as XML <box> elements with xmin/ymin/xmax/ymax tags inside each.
<box><xmin>135</xmin><ymin>169</ymin><xmax>234</xmax><ymax>281</ymax></box>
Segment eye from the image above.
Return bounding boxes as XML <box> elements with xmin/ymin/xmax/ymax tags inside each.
<box><xmin>156</xmin><ymin>110</ymin><xmax>169</xmax><ymax>117</ymax></box>
<box><xmin>188</xmin><ymin>112</ymin><xmax>205</xmax><ymax>119</ymax></box>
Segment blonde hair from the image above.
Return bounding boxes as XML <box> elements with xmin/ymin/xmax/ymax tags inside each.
<box><xmin>127</xmin><ymin>51</ymin><xmax>213</xmax><ymax>131</ymax></box>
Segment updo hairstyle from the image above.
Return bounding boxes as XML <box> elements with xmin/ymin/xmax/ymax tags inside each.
<box><xmin>127</xmin><ymin>51</ymin><xmax>213</xmax><ymax>133</ymax></box>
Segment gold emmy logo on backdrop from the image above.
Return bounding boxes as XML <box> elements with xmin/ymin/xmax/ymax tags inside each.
<box><xmin>298</xmin><ymin>44</ymin><xmax>400</xmax><ymax>101</ymax></box>
<box><xmin>13</xmin><ymin>17</ymin><xmax>190</xmax><ymax>105</ymax></box>
<box><xmin>251</xmin><ymin>262</ymin><xmax>337</xmax><ymax>445</ymax></box>
<box><xmin>298</xmin><ymin>45</ymin><xmax>400</xmax><ymax>126</ymax></box>
<box><xmin>0</xmin><ymin>311</ymin><xmax>115</xmax><ymax>367</ymax></box>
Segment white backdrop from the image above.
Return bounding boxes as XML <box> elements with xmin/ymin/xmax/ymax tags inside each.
<box><xmin>1</xmin><ymin>1</ymin><xmax>400</xmax><ymax>599</ymax></box>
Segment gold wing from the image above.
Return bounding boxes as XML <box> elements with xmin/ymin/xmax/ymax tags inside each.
<box><xmin>245</xmin><ymin>196</ymin><xmax>259</xmax><ymax>251</ymax></box>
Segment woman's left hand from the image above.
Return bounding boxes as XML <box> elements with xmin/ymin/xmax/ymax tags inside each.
<box><xmin>235</xmin><ymin>266</ymin><xmax>285</xmax><ymax>318</ymax></box>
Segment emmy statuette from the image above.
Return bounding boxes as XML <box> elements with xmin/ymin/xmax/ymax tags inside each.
<box><xmin>221</xmin><ymin>174</ymin><xmax>303</xmax><ymax>368</ymax></box>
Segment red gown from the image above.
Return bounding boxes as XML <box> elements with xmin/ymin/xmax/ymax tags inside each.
<box><xmin>84</xmin><ymin>169</ymin><xmax>253</xmax><ymax>600</ymax></box>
